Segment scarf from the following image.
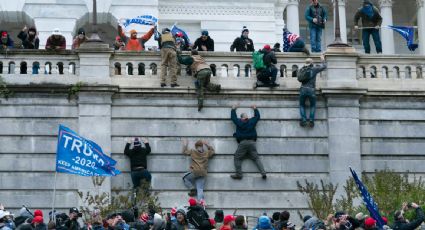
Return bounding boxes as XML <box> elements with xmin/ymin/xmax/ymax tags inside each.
<box><xmin>361</xmin><ymin>4</ymin><xmax>375</xmax><ymax>20</ymax></box>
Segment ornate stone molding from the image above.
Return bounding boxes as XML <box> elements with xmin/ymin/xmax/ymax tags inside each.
<box><xmin>379</xmin><ymin>0</ymin><xmax>393</xmax><ymax>8</ymax></box>
<box><xmin>159</xmin><ymin>5</ymin><xmax>273</xmax><ymax>16</ymax></box>
<box><xmin>417</xmin><ymin>0</ymin><xmax>425</xmax><ymax>8</ymax></box>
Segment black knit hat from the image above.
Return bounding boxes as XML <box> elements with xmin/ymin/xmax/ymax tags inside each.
<box><xmin>242</xmin><ymin>26</ymin><xmax>249</xmax><ymax>34</ymax></box>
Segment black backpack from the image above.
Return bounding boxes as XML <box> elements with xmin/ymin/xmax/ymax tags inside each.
<box><xmin>297</xmin><ymin>65</ymin><xmax>312</xmax><ymax>83</ymax></box>
<box><xmin>189</xmin><ymin>208</ymin><xmax>209</xmax><ymax>229</ymax></box>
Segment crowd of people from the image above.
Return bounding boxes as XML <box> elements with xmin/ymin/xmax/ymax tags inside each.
<box><xmin>1</xmin><ymin>200</ymin><xmax>424</xmax><ymax>230</ymax></box>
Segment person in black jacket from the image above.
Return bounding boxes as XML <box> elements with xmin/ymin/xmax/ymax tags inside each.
<box><xmin>192</xmin><ymin>31</ymin><xmax>214</xmax><ymax>51</ymax></box>
<box><xmin>124</xmin><ymin>137</ymin><xmax>152</xmax><ymax>188</ymax></box>
<box><xmin>230</xmin><ymin>104</ymin><xmax>266</xmax><ymax>180</ymax></box>
<box><xmin>65</xmin><ymin>208</ymin><xmax>82</xmax><ymax>230</ymax></box>
<box><xmin>255</xmin><ymin>45</ymin><xmax>279</xmax><ymax>88</ymax></box>
<box><xmin>230</xmin><ymin>26</ymin><xmax>254</xmax><ymax>52</ymax></box>
<box><xmin>17</xmin><ymin>25</ymin><xmax>39</xmax><ymax>49</ymax></box>
<box><xmin>393</xmin><ymin>202</ymin><xmax>425</xmax><ymax>230</ymax></box>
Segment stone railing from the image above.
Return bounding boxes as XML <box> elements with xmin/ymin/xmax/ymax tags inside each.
<box><xmin>1</xmin><ymin>49</ymin><xmax>425</xmax><ymax>91</ymax></box>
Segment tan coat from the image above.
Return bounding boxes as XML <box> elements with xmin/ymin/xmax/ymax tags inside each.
<box><xmin>183</xmin><ymin>145</ymin><xmax>215</xmax><ymax>177</ymax></box>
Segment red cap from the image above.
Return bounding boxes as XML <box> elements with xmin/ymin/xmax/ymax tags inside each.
<box><xmin>263</xmin><ymin>44</ymin><xmax>271</xmax><ymax>51</ymax></box>
<box><xmin>171</xmin><ymin>207</ymin><xmax>177</xmax><ymax>216</ymax></box>
<box><xmin>176</xmin><ymin>32</ymin><xmax>183</xmax><ymax>37</ymax></box>
<box><xmin>140</xmin><ymin>213</ymin><xmax>149</xmax><ymax>223</ymax></box>
<box><xmin>223</xmin><ymin>215</ymin><xmax>235</xmax><ymax>224</ymax></box>
<box><xmin>364</xmin><ymin>217</ymin><xmax>376</xmax><ymax>228</ymax></box>
<box><xmin>382</xmin><ymin>217</ymin><xmax>388</xmax><ymax>224</ymax></box>
<box><xmin>32</xmin><ymin>216</ymin><xmax>44</xmax><ymax>224</ymax></box>
<box><xmin>209</xmin><ymin>218</ymin><xmax>216</xmax><ymax>227</ymax></box>
<box><xmin>34</xmin><ymin>209</ymin><xmax>43</xmax><ymax>217</ymax></box>
<box><xmin>1</xmin><ymin>32</ymin><xmax>7</xmax><ymax>37</ymax></box>
<box><xmin>189</xmin><ymin>197</ymin><xmax>197</xmax><ymax>206</ymax></box>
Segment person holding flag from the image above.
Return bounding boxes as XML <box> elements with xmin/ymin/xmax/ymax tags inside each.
<box><xmin>117</xmin><ymin>20</ymin><xmax>155</xmax><ymax>51</ymax></box>
<box><xmin>354</xmin><ymin>0</ymin><xmax>383</xmax><ymax>54</ymax></box>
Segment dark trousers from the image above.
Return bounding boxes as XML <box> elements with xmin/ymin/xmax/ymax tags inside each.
<box><xmin>233</xmin><ymin>140</ymin><xmax>266</xmax><ymax>176</ymax></box>
<box><xmin>195</xmin><ymin>69</ymin><xmax>220</xmax><ymax>106</ymax></box>
<box><xmin>257</xmin><ymin>66</ymin><xmax>277</xmax><ymax>84</ymax></box>
<box><xmin>362</xmin><ymin>28</ymin><xmax>382</xmax><ymax>54</ymax></box>
<box><xmin>299</xmin><ymin>87</ymin><xmax>316</xmax><ymax>122</ymax></box>
<box><xmin>288</xmin><ymin>39</ymin><xmax>306</xmax><ymax>52</ymax></box>
<box><xmin>131</xmin><ymin>169</ymin><xmax>152</xmax><ymax>188</ymax></box>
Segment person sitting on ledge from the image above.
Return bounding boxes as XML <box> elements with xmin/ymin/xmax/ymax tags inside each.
<box><xmin>283</xmin><ymin>28</ymin><xmax>309</xmax><ymax>55</ymax></box>
<box><xmin>0</xmin><ymin>31</ymin><xmax>14</xmax><ymax>50</ymax></box>
<box><xmin>255</xmin><ymin>44</ymin><xmax>279</xmax><ymax>88</ymax></box>
<box><xmin>45</xmin><ymin>28</ymin><xmax>66</xmax><ymax>50</ymax></box>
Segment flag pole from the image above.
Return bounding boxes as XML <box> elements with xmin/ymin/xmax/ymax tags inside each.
<box><xmin>51</xmin><ymin>171</ymin><xmax>58</xmax><ymax>223</ymax></box>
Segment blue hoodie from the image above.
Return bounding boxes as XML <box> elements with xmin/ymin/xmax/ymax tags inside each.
<box><xmin>231</xmin><ymin>108</ymin><xmax>260</xmax><ymax>143</ymax></box>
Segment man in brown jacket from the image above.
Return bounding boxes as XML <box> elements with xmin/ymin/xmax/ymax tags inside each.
<box><xmin>182</xmin><ymin>139</ymin><xmax>215</xmax><ymax>202</ymax></box>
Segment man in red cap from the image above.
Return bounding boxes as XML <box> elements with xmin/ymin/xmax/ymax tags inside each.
<box><xmin>220</xmin><ymin>215</ymin><xmax>235</xmax><ymax>230</ymax></box>
<box><xmin>117</xmin><ymin>23</ymin><xmax>155</xmax><ymax>51</ymax></box>
<box><xmin>364</xmin><ymin>217</ymin><xmax>377</xmax><ymax>230</ymax></box>
<box><xmin>254</xmin><ymin>44</ymin><xmax>279</xmax><ymax>88</ymax></box>
<box><xmin>187</xmin><ymin>198</ymin><xmax>210</xmax><ymax>229</ymax></box>
<box><xmin>0</xmin><ymin>31</ymin><xmax>14</xmax><ymax>50</ymax></box>
<box><xmin>32</xmin><ymin>216</ymin><xmax>47</xmax><ymax>229</ymax></box>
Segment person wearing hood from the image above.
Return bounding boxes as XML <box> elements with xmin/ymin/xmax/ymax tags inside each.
<box><xmin>18</xmin><ymin>25</ymin><xmax>39</xmax><ymax>49</ymax></box>
<box><xmin>354</xmin><ymin>0</ymin><xmax>383</xmax><ymax>54</ymax></box>
<box><xmin>255</xmin><ymin>44</ymin><xmax>279</xmax><ymax>88</ymax></box>
<box><xmin>230</xmin><ymin>26</ymin><xmax>254</xmax><ymax>52</ymax></box>
<box><xmin>72</xmin><ymin>28</ymin><xmax>88</xmax><ymax>49</ymax></box>
<box><xmin>182</xmin><ymin>139</ymin><xmax>215</xmax><ymax>201</ymax></box>
<box><xmin>0</xmin><ymin>31</ymin><xmax>14</xmax><ymax>50</ymax></box>
<box><xmin>124</xmin><ymin>137</ymin><xmax>152</xmax><ymax>189</ymax></box>
<box><xmin>193</xmin><ymin>31</ymin><xmax>214</xmax><ymax>51</ymax></box>
<box><xmin>230</xmin><ymin>104</ymin><xmax>266</xmax><ymax>180</ymax></box>
<box><xmin>254</xmin><ymin>216</ymin><xmax>274</xmax><ymax>230</ymax></box>
<box><xmin>117</xmin><ymin>23</ymin><xmax>155</xmax><ymax>51</ymax></box>
<box><xmin>45</xmin><ymin>28</ymin><xmax>66</xmax><ymax>50</ymax></box>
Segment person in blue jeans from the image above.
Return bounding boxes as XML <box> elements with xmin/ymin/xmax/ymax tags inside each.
<box><xmin>354</xmin><ymin>0</ymin><xmax>383</xmax><ymax>54</ymax></box>
<box><xmin>305</xmin><ymin>0</ymin><xmax>327</xmax><ymax>53</ymax></box>
<box><xmin>299</xmin><ymin>55</ymin><xmax>327</xmax><ymax>128</ymax></box>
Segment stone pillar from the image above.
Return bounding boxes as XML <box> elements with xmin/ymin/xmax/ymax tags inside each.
<box><xmin>333</xmin><ymin>0</ymin><xmax>348</xmax><ymax>43</ymax></box>
<box><xmin>417</xmin><ymin>0</ymin><xmax>425</xmax><ymax>55</ymax></box>
<box><xmin>286</xmin><ymin>0</ymin><xmax>300</xmax><ymax>35</ymax></box>
<box><xmin>77</xmin><ymin>42</ymin><xmax>113</xmax><ymax>82</ymax></box>
<box><xmin>379</xmin><ymin>0</ymin><xmax>395</xmax><ymax>54</ymax></box>
<box><xmin>323</xmin><ymin>48</ymin><xmax>365</xmax><ymax>197</ymax></box>
<box><xmin>275</xmin><ymin>0</ymin><xmax>286</xmax><ymax>45</ymax></box>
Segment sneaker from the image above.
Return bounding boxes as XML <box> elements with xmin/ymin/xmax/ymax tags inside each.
<box><xmin>171</xmin><ymin>83</ymin><xmax>180</xmax><ymax>87</ymax></box>
<box><xmin>303</xmin><ymin>47</ymin><xmax>310</xmax><ymax>55</ymax></box>
<box><xmin>160</xmin><ymin>83</ymin><xmax>166</xmax><ymax>87</ymax></box>
<box><xmin>230</xmin><ymin>174</ymin><xmax>243</xmax><ymax>180</ymax></box>
<box><xmin>270</xmin><ymin>82</ymin><xmax>280</xmax><ymax>88</ymax></box>
<box><xmin>262</xmin><ymin>174</ymin><xmax>267</xmax><ymax>180</ymax></box>
<box><xmin>188</xmin><ymin>189</ymin><xmax>197</xmax><ymax>197</ymax></box>
<box><xmin>300</xmin><ymin>121</ymin><xmax>308</xmax><ymax>127</ymax></box>
<box><xmin>308</xmin><ymin>121</ymin><xmax>315</xmax><ymax>128</ymax></box>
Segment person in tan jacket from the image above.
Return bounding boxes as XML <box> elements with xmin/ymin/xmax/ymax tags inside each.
<box><xmin>182</xmin><ymin>139</ymin><xmax>215</xmax><ymax>202</ymax></box>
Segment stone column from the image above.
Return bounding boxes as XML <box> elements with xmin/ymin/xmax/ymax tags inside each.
<box><xmin>286</xmin><ymin>0</ymin><xmax>300</xmax><ymax>35</ymax></box>
<box><xmin>418</xmin><ymin>0</ymin><xmax>425</xmax><ymax>55</ymax></box>
<box><xmin>333</xmin><ymin>0</ymin><xmax>348</xmax><ymax>43</ymax></box>
<box><xmin>379</xmin><ymin>0</ymin><xmax>395</xmax><ymax>54</ymax></box>
<box><xmin>275</xmin><ymin>0</ymin><xmax>286</xmax><ymax>45</ymax></box>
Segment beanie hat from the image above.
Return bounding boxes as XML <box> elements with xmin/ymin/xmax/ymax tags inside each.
<box><xmin>303</xmin><ymin>215</ymin><xmax>312</xmax><ymax>223</ymax></box>
<box><xmin>134</xmin><ymin>138</ymin><xmax>141</xmax><ymax>147</ymax></box>
<box><xmin>32</xmin><ymin>216</ymin><xmax>44</xmax><ymax>224</ymax></box>
<box><xmin>34</xmin><ymin>210</ymin><xmax>43</xmax><ymax>217</ymax></box>
<box><xmin>162</xmin><ymin>28</ymin><xmax>170</xmax><ymax>34</ymax></box>
<box><xmin>364</xmin><ymin>217</ymin><xmax>376</xmax><ymax>228</ymax></box>
<box><xmin>214</xmin><ymin>210</ymin><xmax>224</xmax><ymax>222</ymax></box>
<box><xmin>258</xmin><ymin>216</ymin><xmax>272</xmax><ymax>229</ymax></box>
<box><xmin>242</xmin><ymin>26</ymin><xmax>249</xmax><ymax>34</ymax></box>
<box><xmin>223</xmin><ymin>215</ymin><xmax>235</xmax><ymax>224</ymax></box>
<box><xmin>263</xmin><ymin>44</ymin><xmax>271</xmax><ymax>51</ymax></box>
<box><xmin>189</xmin><ymin>198</ymin><xmax>197</xmax><ymax>206</ymax></box>
<box><xmin>130</xmin><ymin>29</ymin><xmax>137</xmax><ymax>35</ymax></box>
<box><xmin>77</xmin><ymin>28</ymin><xmax>85</xmax><ymax>35</ymax></box>
<box><xmin>201</xmin><ymin>30</ymin><xmax>209</xmax><ymax>36</ymax></box>
<box><xmin>29</xmin><ymin>27</ymin><xmax>37</xmax><ymax>33</ymax></box>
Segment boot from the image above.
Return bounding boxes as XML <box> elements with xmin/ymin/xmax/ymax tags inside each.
<box><xmin>188</xmin><ymin>189</ymin><xmax>197</xmax><ymax>197</ymax></box>
<box><xmin>230</xmin><ymin>174</ymin><xmax>243</xmax><ymax>180</ymax></box>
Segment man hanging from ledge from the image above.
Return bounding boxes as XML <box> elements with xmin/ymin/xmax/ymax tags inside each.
<box><xmin>177</xmin><ymin>50</ymin><xmax>221</xmax><ymax>111</ymax></box>
<box><xmin>117</xmin><ymin>23</ymin><xmax>155</xmax><ymax>51</ymax></box>
<box><xmin>297</xmin><ymin>55</ymin><xmax>327</xmax><ymax>128</ymax></box>
<box><xmin>230</xmin><ymin>104</ymin><xmax>267</xmax><ymax>180</ymax></box>
<box><xmin>124</xmin><ymin>137</ymin><xmax>152</xmax><ymax>190</ymax></box>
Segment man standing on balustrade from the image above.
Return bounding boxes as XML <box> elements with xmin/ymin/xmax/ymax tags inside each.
<box><xmin>230</xmin><ymin>26</ymin><xmax>254</xmax><ymax>52</ymax></box>
<box><xmin>354</xmin><ymin>0</ymin><xmax>383</xmax><ymax>54</ymax></box>
<box><xmin>117</xmin><ymin>23</ymin><xmax>155</xmax><ymax>51</ymax></box>
<box><xmin>158</xmin><ymin>28</ymin><xmax>179</xmax><ymax>88</ymax></box>
<box><xmin>177</xmin><ymin>50</ymin><xmax>221</xmax><ymax>111</ymax></box>
<box><xmin>305</xmin><ymin>0</ymin><xmax>327</xmax><ymax>53</ymax></box>
<box><xmin>45</xmin><ymin>28</ymin><xmax>66</xmax><ymax>50</ymax></box>
<box><xmin>17</xmin><ymin>25</ymin><xmax>39</xmax><ymax>49</ymax></box>
<box><xmin>230</xmin><ymin>104</ymin><xmax>267</xmax><ymax>180</ymax></box>
<box><xmin>297</xmin><ymin>55</ymin><xmax>327</xmax><ymax>128</ymax></box>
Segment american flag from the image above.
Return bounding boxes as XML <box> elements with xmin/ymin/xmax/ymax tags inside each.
<box><xmin>283</xmin><ymin>29</ymin><xmax>300</xmax><ymax>52</ymax></box>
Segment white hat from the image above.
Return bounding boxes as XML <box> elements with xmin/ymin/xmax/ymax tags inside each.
<box><xmin>0</xmin><ymin>210</ymin><xmax>11</xmax><ymax>219</ymax></box>
<box><xmin>52</xmin><ymin>28</ymin><xmax>62</xmax><ymax>35</ymax></box>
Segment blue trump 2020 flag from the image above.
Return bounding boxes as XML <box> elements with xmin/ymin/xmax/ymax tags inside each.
<box><xmin>387</xmin><ymin>25</ymin><xmax>418</xmax><ymax>51</ymax></box>
<box><xmin>56</xmin><ymin>125</ymin><xmax>121</xmax><ymax>177</ymax></box>
<box><xmin>121</xmin><ymin>15</ymin><xmax>158</xmax><ymax>28</ymax></box>
<box><xmin>350</xmin><ymin>167</ymin><xmax>385</xmax><ymax>229</ymax></box>
<box><xmin>171</xmin><ymin>24</ymin><xmax>191</xmax><ymax>44</ymax></box>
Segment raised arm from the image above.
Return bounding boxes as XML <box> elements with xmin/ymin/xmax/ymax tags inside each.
<box><xmin>182</xmin><ymin>139</ymin><xmax>190</xmax><ymax>155</ymax></box>
<box><xmin>203</xmin><ymin>140</ymin><xmax>215</xmax><ymax>158</ymax></box>
<box><xmin>251</xmin><ymin>105</ymin><xmax>260</xmax><ymax>125</ymax></box>
<box><xmin>141</xmin><ymin>27</ymin><xmax>155</xmax><ymax>42</ymax></box>
<box><xmin>142</xmin><ymin>138</ymin><xmax>151</xmax><ymax>154</ymax></box>
<box><xmin>124</xmin><ymin>138</ymin><xmax>132</xmax><ymax>156</ymax></box>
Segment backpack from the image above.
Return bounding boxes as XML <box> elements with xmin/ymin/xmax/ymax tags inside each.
<box><xmin>252</xmin><ymin>51</ymin><xmax>266</xmax><ymax>70</ymax></box>
<box><xmin>297</xmin><ymin>65</ymin><xmax>312</xmax><ymax>83</ymax></box>
<box><xmin>188</xmin><ymin>208</ymin><xmax>208</xmax><ymax>229</ymax></box>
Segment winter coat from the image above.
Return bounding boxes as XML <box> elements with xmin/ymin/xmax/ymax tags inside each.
<box><xmin>193</xmin><ymin>37</ymin><xmax>214</xmax><ymax>51</ymax></box>
<box><xmin>300</xmin><ymin>62</ymin><xmax>327</xmax><ymax>89</ymax></box>
<box><xmin>231</xmin><ymin>109</ymin><xmax>260</xmax><ymax>143</ymax></box>
<box><xmin>182</xmin><ymin>145</ymin><xmax>215</xmax><ymax>177</ymax></box>
<box><xmin>124</xmin><ymin>143</ymin><xmax>151</xmax><ymax>170</ymax></box>
<box><xmin>34</xmin><ymin>223</ymin><xmax>47</xmax><ymax>230</ymax></box>
<box><xmin>17</xmin><ymin>29</ymin><xmax>39</xmax><ymax>49</ymax></box>
<box><xmin>45</xmin><ymin>35</ymin><xmax>66</xmax><ymax>50</ymax></box>
<box><xmin>305</xmin><ymin>3</ymin><xmax>328</xmax><ymax>28</ymax></box>
<box><xmin>261</xmin><ymin>50</ymin><xmax>277</xmax><ymax>67</ymax></box>
<box><xmin>118</xmin><ymin>26</ymin><xmax>154</xmax><ymax>51</ymax></box>
<box><xmin>392</xmin><ymin>208</ymin><xmax>425</xmax><ymax>230</ymax></box>
<box><xmin>187</xmin><ymin>206</ymin><xmax>209</xmax><ymax>229</ymax></box>
<box><xmin>0</xmin><ymin>32</ymin><xmax>14</xmax><ymax>49</ymax></box>
<box><xmin>354</xmin><ymin>5</ymin><xmax>383</xmax><ymax>28</ymax></box>
<box><xmin>230</xmin><ymin>36</ymin><xmax>254</xmax><ymax>52</ymax></box>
